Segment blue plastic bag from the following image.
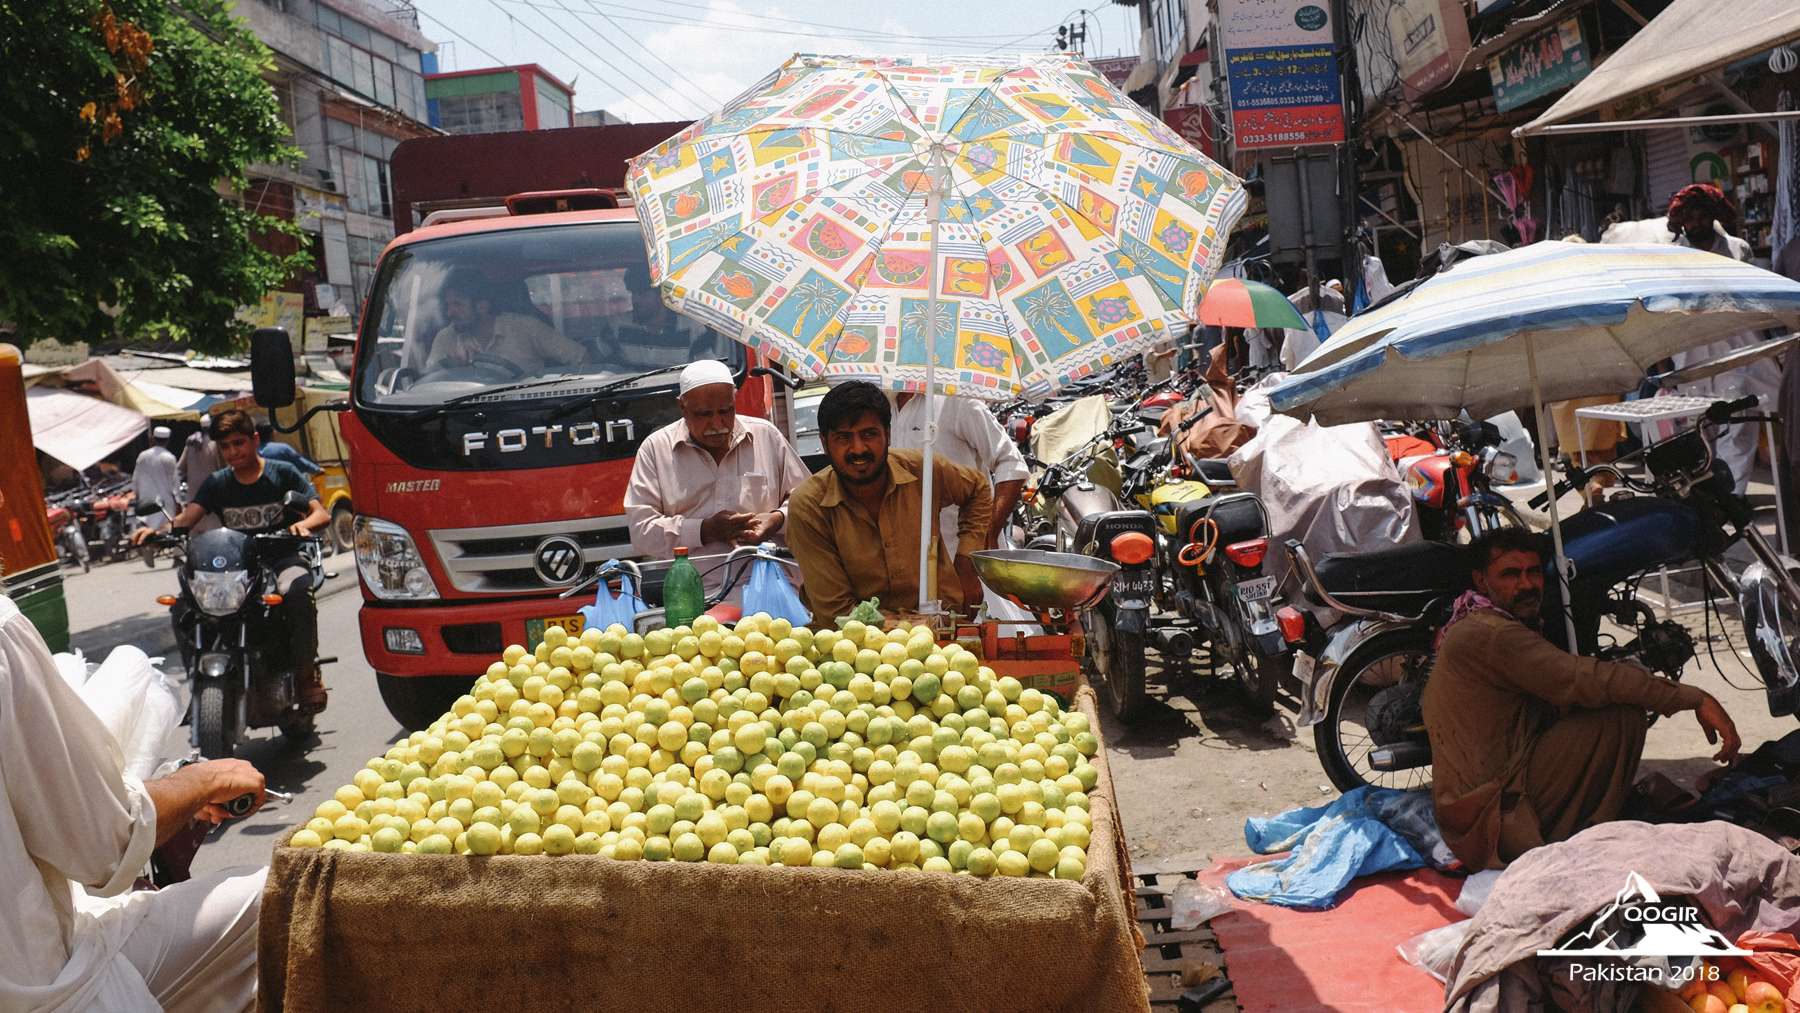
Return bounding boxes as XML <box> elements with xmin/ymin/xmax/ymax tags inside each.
<box><xmin>1224</xmin><ymin>786</ymin><xmax>1425</xmax><ymax>909</ymax></box>
<box><xmin>579</xmin><ymin>560</ymin><xmax>645</xmax><ymax>633</ymax></box>
<box><xmin>742</xmin><ymin>547</ymin><xmax>809</xmax><ymax>626</ymax></box>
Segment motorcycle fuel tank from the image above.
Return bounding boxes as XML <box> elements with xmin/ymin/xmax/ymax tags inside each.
<box><xmin>1560</xmin><ymin>497</ymin><xmax>1696</xmax><ymax>586</ymax></box>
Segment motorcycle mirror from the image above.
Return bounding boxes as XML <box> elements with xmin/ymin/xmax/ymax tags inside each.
<box><xmin>279</xmin><ymin>490</ymin><xmax>311</xmax><ymax>526</ymax></box>
<box><xmin>134</xmin><ymin>497</ymin><xmax>164</xmax><ymax>516</ymax></box>
<box><xmin>251</xmin><ymin>327</ymin><xmax>297</xmax><ymax>409</ymax></box>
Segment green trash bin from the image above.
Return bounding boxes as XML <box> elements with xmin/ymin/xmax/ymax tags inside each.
<box><xmin>5</xmin><ymin>562</ymin><xmax>69</xmax><ymax>654</ymax></box>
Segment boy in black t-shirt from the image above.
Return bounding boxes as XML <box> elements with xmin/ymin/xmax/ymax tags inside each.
<box><xmin>134</xmin><ymin>410</ymin><xmax>331</xmax><ymax>713</ymax></box>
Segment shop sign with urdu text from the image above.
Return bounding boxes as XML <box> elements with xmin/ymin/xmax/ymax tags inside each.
<box><xmin>1220</xmin><ymin>0</ymin><xmax>1345</xmax><ymax>149</ymax></box>
<box><xmin>1487</xmin><ymin>18</ymin><xmax>1591</xmax><ymax>112</ymax></box>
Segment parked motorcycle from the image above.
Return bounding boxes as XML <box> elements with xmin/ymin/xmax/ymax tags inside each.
<box><xmin>1011</xmin><ymin>418</ymin><xmax>1159</xmax><ymax>721</ymax></box>
<box><xmin>147</xmin><ymin>492</ymin><xmax>332</xmax><ymax>758</ymax></box>
<box><xmin>46</xmin><ymin>493</ymin><xmax>89</xmax><ymax>572</ymax></box>
<box><xmin>1281</xmin><ymin>397</ymin><xmax>1782</xmax><ymax>792</ymax></box>
<box><xmin>1121</xmin><ymin>411</ymin><xmax>1289</xmax><ymax>715</ymax></box>
<box><xmin>1387</xmin><ymin>418</ymin><xmax>1525</xmax><ymax>542</ymax></box>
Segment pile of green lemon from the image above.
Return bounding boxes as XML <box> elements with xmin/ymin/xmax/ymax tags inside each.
<box><xmin>289</xmin><ymin>614</ymin><xmax>1101</xmax><ymax>879</ymax></box>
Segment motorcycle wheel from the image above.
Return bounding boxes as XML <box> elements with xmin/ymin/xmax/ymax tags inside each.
<box><xmin>196</xmin><ymin>681</ymin><xmax>235</xmax><ymax>760</ymax></box>
<box><xmin>1315</xmin><ymin>628</ymin><xmax>1436</xmax><ymax>793</ymax></box>
<box><xmin>330</xmin><ymin>505</ymin><xmax>356</xmax><ymax>556</ymax></box>
<box><xmin>1099</xmin><ymin>625</ymin><xmax>1149</xmax><ymax>723</ymax></box>
<box><xmin>1223</xmin><ymin>610</ymin><xmax>1281</xmax><ymax>718</ymax></box>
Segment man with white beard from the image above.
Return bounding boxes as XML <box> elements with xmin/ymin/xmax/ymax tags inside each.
<box><xmin>625</xmin><ymin>360</ymin><xmax>811</xmax><ymax>607</ymax></box>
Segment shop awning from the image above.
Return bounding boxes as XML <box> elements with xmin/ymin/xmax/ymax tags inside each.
<box><xmin>58</xmin><ymin>358</ymin><xmax>242</xmax><ymax>420</ymax></box>
<box><xmin>1518</xmin><ymin>0</ymin><xmax>1800</xmax><ymax>135</ymax></box>
<box><xmin>26</xmin><ymin>387</ymin><xmax>149</xmax><ymax>471</ymax></box>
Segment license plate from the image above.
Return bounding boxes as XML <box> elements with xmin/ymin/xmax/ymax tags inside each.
<box><xmin>525</xmin><ymin>613</ymin><xmax>585</xmax><ymax>651</ymax></box>
<box><xmin>1114</xmin><ymin>570</ymin><xmax>1157</xmax><ymax>598</ymax></box>
<box><xmin>1235</xmin><ymin>576</ymin><xmax>1277</xmax><ymax>601</ymax></box>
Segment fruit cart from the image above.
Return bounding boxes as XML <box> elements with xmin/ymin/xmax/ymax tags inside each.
<box><xmin>259</xmin><ymin>560</ymin><xmax>1151</xmax><ymax>1012</ymax></box>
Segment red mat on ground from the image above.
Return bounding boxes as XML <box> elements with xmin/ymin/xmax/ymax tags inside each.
<box><xmin>1195</xmin><ymin>858</ymin><xmax>1464</xmax><ymax>1013</ymax></box>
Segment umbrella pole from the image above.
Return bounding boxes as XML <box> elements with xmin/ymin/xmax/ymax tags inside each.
<box><xmin>1525</xmin><ymin>332</ymin><xmax>1580</xmax><ymax>653</ymax></box>
<box><xmin>920</xmin><ymin>145</ymin><xmax>948</xmax><ymax>612</ymax></box>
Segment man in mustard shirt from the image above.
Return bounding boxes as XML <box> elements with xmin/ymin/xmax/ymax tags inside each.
<box><xmin>786</xmin><ymin>382</ymin><xmax>991</xmax><ymax>624</ymax></box>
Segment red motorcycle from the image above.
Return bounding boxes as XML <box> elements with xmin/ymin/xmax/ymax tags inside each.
<box><xmin>46</xmin><ymin>497</ymin><xmax>88</xmax><ymax>572</ymax></box>
<box><xmin>1385</xmin><ymin>419</ymin><xmax>1526</xmax><ymax>542</ymax></box>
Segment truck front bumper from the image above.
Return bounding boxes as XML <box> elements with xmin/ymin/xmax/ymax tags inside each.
<box><xmin>360</xmin><ymin>596</ymin><xmax>591</xmax><ymax>676</ymax></box>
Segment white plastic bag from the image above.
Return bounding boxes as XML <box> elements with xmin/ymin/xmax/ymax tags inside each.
<box><xmin>1455</xmin><ymin>869</ymin><xmax>1503</xmax><ymax>918</ymax></box>
<box><xmin>1396</xmin><ymin>920</ymin><xmax>1471</xmax><ymax>982</ymax></box>
<box><xmin>1169</xmin><ymin>879</ymin><xmax>1236</xmax><ymax>930</ymax></box>
<box><xmin>76</xmin><ymin>646</ymin><xmax>186</xmax><ymax>780</ymax></box>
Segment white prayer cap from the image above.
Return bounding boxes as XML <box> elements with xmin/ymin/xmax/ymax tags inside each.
<box><xmin>679</xmin><ymin>359</ymin><xmax>734</xmax><ymax>398</ymax></box>
<box><xmin>151</xmin><ymin>426</ymin><xmax>172</xmax><ymax>439</ymax></box>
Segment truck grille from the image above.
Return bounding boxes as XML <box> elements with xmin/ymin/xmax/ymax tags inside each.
<box><xmin>428</xmin><ymin>516</ymin><xmax>635</xmax><ymax>593</ymax></box>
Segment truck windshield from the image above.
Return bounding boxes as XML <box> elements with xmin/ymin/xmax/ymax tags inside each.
<box><xmin>355</xmin><ymin>221</ymin><xmax>738</xmax><ymax>407</ymax></box>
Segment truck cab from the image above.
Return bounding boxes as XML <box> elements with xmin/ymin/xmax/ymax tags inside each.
<box><xmin>340</xmin><ymin>194</ymin><xmax>774</xmax><ymax>729</ymax></box>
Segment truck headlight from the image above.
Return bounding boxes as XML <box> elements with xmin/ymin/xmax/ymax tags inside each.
<box><xmin>353</xmin><ymin>516</ymin><xmax>439</xmax><ymax>600</ymax></box>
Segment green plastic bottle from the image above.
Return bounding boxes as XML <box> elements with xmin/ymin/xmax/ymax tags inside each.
<box><xmin>663</xmin><ymin>547</ymin><xmax>704</xmax><ymax>630</ymax></box>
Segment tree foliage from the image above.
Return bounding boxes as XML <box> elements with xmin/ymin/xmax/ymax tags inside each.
<box><xmin>0</xmin><ymin>0</ymin><xmax>307</xmax><ymax>353</ymax></box>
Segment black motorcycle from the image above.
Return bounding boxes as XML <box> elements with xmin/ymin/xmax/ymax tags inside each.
<box><xmin>1009</xmin><ymin>418</ymin><xmax>1159</xmax><ymax>721</ymax></box>
<box><xmin>1119</xmin><ymin>419</ymin><xmax>1289</xmax><ymax>716</ymax></box>
<box><xmin>1282</xmin><ymin>397</ymin><xmax>1788</xmax><ymax>792</ymax></box>
<box><xmin>148</xmin><ymin>492</ymin><xmax>331</xmax><ymax>757</ymax></box>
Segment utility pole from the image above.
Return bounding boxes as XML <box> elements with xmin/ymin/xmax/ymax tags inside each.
<box><xmin>1332</xmin><ymin>0</ymin><xmax>1362</xmax><ymax>303</ymax></box>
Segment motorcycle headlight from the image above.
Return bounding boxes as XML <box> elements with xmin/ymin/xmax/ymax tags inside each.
<box><xmin>354</xmin><ymin>516</ymin><xmax>440</xmax><ymax>600</ymax></box>
<box><xmin>1485</xmin><ymin>450</ymin><xmax>1518</xmax><ymax>484</ymax></box>
<box><xmin>191</xmin><ymin>570</ymin><xmax>253</xmax><ymax>616</ymax></box>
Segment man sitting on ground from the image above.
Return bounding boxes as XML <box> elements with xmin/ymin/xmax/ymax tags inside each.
<box><xmin>1421</xmin><ymin>529</ymin><xmax>1740</xmax><ymax>870</ymax></box>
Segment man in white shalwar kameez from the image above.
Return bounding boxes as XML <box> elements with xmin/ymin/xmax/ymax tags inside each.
<box><xmin>1666</xmin><ymin>185</ymin><xmax>1781</xmax><ymax>496</ymax></box>
<box><xmin>0</xmin><ymin>595</ymin><xmax>269</xmax><ymax>1013</ymax></box>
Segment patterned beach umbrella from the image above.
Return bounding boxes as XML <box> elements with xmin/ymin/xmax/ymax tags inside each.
<box><xmin>627</xmin><ymin>52</ymin><xmax>1246</xmax><ymax>401</ymax></box>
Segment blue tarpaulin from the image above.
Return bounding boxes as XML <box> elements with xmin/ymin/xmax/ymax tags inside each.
<box><xmin>1225</xmin><ymin>786</ymin><xmax>1425</xmax><ymax>909</ymax></box>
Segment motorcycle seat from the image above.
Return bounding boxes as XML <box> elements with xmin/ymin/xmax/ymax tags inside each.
<box><xmin>1306</xmin><ymin>540</ymin><xmax>1469</xmax><ymax>613</ymax></box>
<box><xmin>1193</xmin><ymin>459</ymin><xmax>1236</xmax><ymax>488</ymax></box>
<box><xmin>1176</xmin><ymin>492</ymin><xmax>1264</xmax><ymax>549</ymax></box>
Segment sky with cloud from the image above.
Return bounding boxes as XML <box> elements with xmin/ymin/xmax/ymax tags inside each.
<box><xmin>415</xmin><ymin>0</ymin><xmax>1144</xmax><ymax>123</ymax></box>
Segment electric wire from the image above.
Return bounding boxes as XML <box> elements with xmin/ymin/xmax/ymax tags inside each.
<box><xmin>586</xmin><ymin>0</ymin><xmax>1072</xmax><ymax>43</ymax></box>
<box><xmin>491</xmin><ymin>0</ymin><xmax>729</xmax><ymax>113</ymax></box>
<box><xmin>477</xmin><ymin>0</ymin><xmax>689</xmax><ymax>120</ymax></box>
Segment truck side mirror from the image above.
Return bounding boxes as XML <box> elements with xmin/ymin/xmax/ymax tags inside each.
<box><xmin>251</xmin><ymin>327</ymin><xmax>296</xmax><ymax>409</ymax></box>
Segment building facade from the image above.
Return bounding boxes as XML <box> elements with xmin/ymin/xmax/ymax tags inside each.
<box><xmin>424</xmin><ymin>63</ymin><xmax>576</xmax><ymax>134</ymax></box>
<box><xmin>236</xmin><ymin>0</ymin><xmax>440</xmax><ymax>318</ymax></box>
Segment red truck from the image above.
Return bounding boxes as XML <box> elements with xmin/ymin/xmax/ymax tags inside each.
<box><xmin>252</xmin><ymin>124</ymin><xmax>785</xmax><ymax>729</ymax></box>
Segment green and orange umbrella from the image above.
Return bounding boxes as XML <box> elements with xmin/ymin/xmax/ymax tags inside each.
<box><xmin>1197</xmin><ymin>278</ymin><xmax>1309</xmax><ymax>330</ymax></box>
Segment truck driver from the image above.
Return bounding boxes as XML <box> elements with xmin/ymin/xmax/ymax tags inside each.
<box><xmin>423</xmin><ymin>267</ymin><xmax>588</xmax><ymax>377</ymax></box>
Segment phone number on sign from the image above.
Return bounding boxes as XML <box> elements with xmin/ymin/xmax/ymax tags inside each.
<box><xmin>1240</xmin><ymin>131</ymin><xmax>1318</xmax><ymax>144</ymax></box>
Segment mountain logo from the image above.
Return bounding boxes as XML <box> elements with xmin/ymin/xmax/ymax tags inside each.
<box><xmin>1537</xmin><ymin>871</ymin><xmax>1750</xmax><ymax>957</ymax></box>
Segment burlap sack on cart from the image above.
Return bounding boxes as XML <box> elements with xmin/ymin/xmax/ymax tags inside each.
<box><xmin>260</xmin><ymin>688</ymin><xmax>1149</xmax><ymax>1013</ymax></box>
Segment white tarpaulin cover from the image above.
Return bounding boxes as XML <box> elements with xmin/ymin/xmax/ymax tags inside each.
<box><xmin>25</xmin><ymin>386</ymin><xmax>148</xmax><ymax>470</ymax></box>
<box><xmin>1519</xmin><ymin>0</ymin><xmax>1800</xmax><ymax>134</ymax></box>
<box><xmin>1229</xmin><ymin>376</ymin><xmax>1421</xmax><ymax>603</ymax></box>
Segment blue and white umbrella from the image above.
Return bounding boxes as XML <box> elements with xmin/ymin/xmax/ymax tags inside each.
<box><xmin>1272</xmin><ymin>242</ymin><xmax>1800</xmax><ymax>425</ymax></box>
<box><xmin>1269</xmin><ymin>240</ymin><xmax>1800</xmax><ymax>649</ymax></box>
